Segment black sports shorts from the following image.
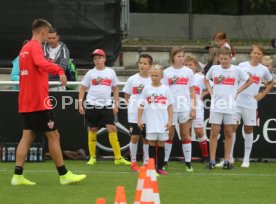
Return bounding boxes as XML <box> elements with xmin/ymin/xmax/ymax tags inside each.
<box><xmin>21</xmin><ymin>110</ymin><xmax>57</xmax><ymax>132</ymax></box>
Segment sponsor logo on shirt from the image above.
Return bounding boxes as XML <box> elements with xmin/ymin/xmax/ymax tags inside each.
<box><xmin>132</xmin><ymin>84</ymin><xmax>145</xmax><ymax>94</ymax></box>
<box><xmin>247</xmin><ymin>73</ymin><xmax>260</xmax><ymax>84</ymax></box>
<box><xmin>195</xmin><ymin>86</ymin><xmax>200</xmax><ymax>95</ymax></box>
<box><xmin>214</xmin><ymin>75</ymin><xmax>235</xmax><ymax>85</ymax></box>
<box><xmin>147</xmin><ymin>94</ymin><xmax>167</xmax><ymax>104</ymax></box>
<box><xmin>20</xmin><ymin>51</ymin><xmax>29</xmax><ymax>58</ymax></box>
<box><xmin>20</xmin><ymin>70</ymin><xmax>28</xmax><ymax>76</ymax></box>
<box><xmin>168</xmin><ymin>75</ymin><xmax>189</xmax><ymax>85</ymax></box>
<box><xmin>92</xmin><ymin>76</ymin><xmax>112</xmax><ymax>86</ymax></box>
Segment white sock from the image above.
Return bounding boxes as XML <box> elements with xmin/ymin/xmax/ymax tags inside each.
<box><xmin>243</xmin><ymin>133</ymin><xmax>253</xmax><ymax>163</ymax></box>
<box><xmin>143</xmin><ymin>144</ymin><xmax>149</xmax><ymax>164</ymax></box>
<box><xmin>129</xmin><ymin>142</ymin><xmax>137</xmax><ymax>162</ymax></box>
<box><xmin>230</xmin><ymin>132</ymin><xmax>236</xmax><ymax>161</ymax></box>
<box><xmin>182</xmin><ymin>142</ymin><xmax>192</xmax><ymax>163</ymax></box>
<box><xmin>164</xmin><ymin>142</ymin><xmax>173</xmax><ymax>162</ymax></box>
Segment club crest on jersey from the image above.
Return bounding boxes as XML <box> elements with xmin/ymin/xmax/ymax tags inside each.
<box><xmin>132</xmin><ymin>84</ymin><xmax>144</xmax><ymax>94</ymax></box>
<box><xmin>247</xmin><ymin>72</ymin><xmax>260</xmax><ymax>84</ymax></box>
<box><xmin>147</xmin><ymin>94</ymin><xmax>167</xmax><ymax>104</ymax></box>
<box><xmin>92</xmin><ymin>76</ymin><xmax>112</xmax><ymax>86</ymax></box>
<box><xmin>214</xmin><ymin>75</ymin><xmax>235</xmax><ymax>85</ymax></box>
<box><xmin>47</xmin><ymin>120</ymin><xmax>54</xmax><ymax>129</ymax></box>
<box><xmin>168</xmin><ymin>75</ymin><xmax>179</xmax><ymax>85</ymax></box>
<box><xmin>168</xmin><ymin>75</ymin><xmax>189</xmax><ymax>85</ymax></box>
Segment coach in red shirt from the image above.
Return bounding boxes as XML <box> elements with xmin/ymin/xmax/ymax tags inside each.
<box><xmin>11</xmin><ymin>19</ymin><xmax>86</xmax><ymax>186</ymax></box>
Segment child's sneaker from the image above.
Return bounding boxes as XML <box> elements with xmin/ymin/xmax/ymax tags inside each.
<box><xmin>205</xmin><ymin>162</ymin><xmax>215</xmax><ymax>170</ymax></box>
<box><xmin>86</xmin><ymin>157</ymin><xmax>96</xmax><ymax>165</ymax></box>
<box><xmin>131</xmin><ymin>162</ymin><xmax>140</xmax><ymax>172</ymax></box>
<box><xmin>241</xmin><ymin>161</ymin><xmax>250</xmax><ymax>168</ymax></box>
<box><xmin>216</xmin><ymin>159</ymin><xmax>234</xmax><ymax>168</ymax></box>
<box><xmin>185</xmin><ymin>163</ymin><xmax>194</xmax><ymax>172</ymax></box>
<box><xmin>157</xmin><ymin>169</ymin><xmax>168</xmax><ymax>175</ymax></box>
<box><xmin>115</xmin><ymin>157</ymin><xmax>131</xmax><ymax>165</ymax></box>
<box><xmin>60</xmin><ymin>171</ymin><xmax>87</xmax><ymax>185</ymax></box>
<box><xmin>215</xmin><ymin>160</ymin><xmax>224</xmax><ymax>168</ymax></box>
<box><xmin>223</xmin><ymin>162</ymin><xmax>233</xmax><ymax>170</ymax></box>
<box><xmin>11</xmin><ymin>175</ymin><xmax>36</xmax><ymax>186</ymax></box>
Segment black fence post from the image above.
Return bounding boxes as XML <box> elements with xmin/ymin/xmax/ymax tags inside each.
<box><xmin>187</xmin><ymin>0</ymin><xmax>193</xmax><ymax>40</ymax></box>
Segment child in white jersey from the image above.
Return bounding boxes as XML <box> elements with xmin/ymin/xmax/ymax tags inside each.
<box><xmin>204</xmin><ymin>48</ymin><xmax>252</xmax><ymax>170</ymax></box>
<box><xmin>138</xmin><ymin>65</ymin><xmax>174</xmax><ymax>175</ymax></box>
<box><xmin>184</xmin><ymin>54</ymin><xmax>210</xmax><ymax>161</ymax></box>
<box><xmin>163</xmin><ymin>47</ymin><xmax>196</xmax><ymax>172</ymax></box>
<box><xmin>261</xmin><ymin>55</ymin><xmax>276</xmax><ymax>82</ymax></box>
<box><xmin>123</xmin><ymin>54</ymin><xmax>153</xmax><ymax>172</ymax></box>
<box><xmin>216</xmin><ymin>45</ymin><xmax>274</xmax><ymax>168</ymax></box>
<box><xmin>78</xmin><ymin>49</ymin><xmax>130</xmax><ymax>166</ymax></box>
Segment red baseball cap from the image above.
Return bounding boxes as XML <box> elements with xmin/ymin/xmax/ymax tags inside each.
<box><xmin>91</xmin><ymin>49</ymin><xmax>106</xmax><ymax>57</ymax></box>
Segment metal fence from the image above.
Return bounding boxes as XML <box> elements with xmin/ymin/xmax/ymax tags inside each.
<box><xmin>124</xmin><ymin>0</ymin><xmax>276</xmax><ymax>40</ymax></box>
<box><xmin>127</xmin><ymin>13</ymin><xmax>276</xmax><ymax>40</ymax></box>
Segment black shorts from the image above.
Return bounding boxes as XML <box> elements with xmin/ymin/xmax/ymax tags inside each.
<box><xmin>85</xmin><ymin>105</ymin><xmax>115</xmax><ymax>128</ymax></box>
<box><xmin>21</xmin><ymin>110</ymin><xmax>57</xmax><ymax>132</ymax></box>
<box><xmin>129</xmin><ymin>123</ymin><xmax>146</xmax><ymax>138</ymax></box>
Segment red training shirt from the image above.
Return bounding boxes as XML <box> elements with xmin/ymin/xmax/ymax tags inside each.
<box><xmin>18</xmin><ymin>39</ymin><xmax>64</xmax><ymax>113</ymax></box>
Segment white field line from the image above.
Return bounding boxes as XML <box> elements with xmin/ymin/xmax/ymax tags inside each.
<box><xmin>1</xmin><ymin>168</ymin><xmax>276</xmax><ymax>177</ymax></box>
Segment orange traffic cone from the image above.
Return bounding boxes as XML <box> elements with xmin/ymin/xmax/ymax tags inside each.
<box><xmin>96</xmin><ymin>198</ymin><xmax>106</xmax><ymax>204</ymax></box>
<box><xmin>134</xmin><ymin>166</ymin><xmax>147</xmax><ymax>204</ymax></box>
<box><xmin>152</xmin><ymin>179</ymin><xmax>160</xmax><ymax>204</ymax></box>
<box><xmin>114</xmin><ymin>186</ymin><xmax>127</xmax><ymax>204</ymax></box>
<box><xmin>140</xmin><ymin>176</ymin><xmax>154</xmax><ymax>204</ymax></box>
<box><xmin>146</xmin><ymin>158</ymin><xmax>158</xmax><ymax>180</ymax></box>
<box><xmin>146</xmin><ymin>158</ymin><xmax>160</xmax><ymax>204</ymax></box>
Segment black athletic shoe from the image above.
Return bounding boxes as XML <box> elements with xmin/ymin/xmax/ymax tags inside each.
<box><xmin>185</xmin><ymin>162</ymin><xmax>194</xmax><ymax>172</ymax></box>
<box><xmin>223</xmin><ymin>162</ymin><xmax>233</xmax><ymax>170</ymax></box>
<box><xmin>205</xmin><ymin>162</ymin><xmax>215</xmax><ymax>170</ymax></box>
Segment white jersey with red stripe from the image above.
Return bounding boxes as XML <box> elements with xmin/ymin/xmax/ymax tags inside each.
<box><xmin>236</xmin><ymin>61</ymin><xmax>273</xmax><ymax>109</ymax></box>
<box><xmin>163</xmin><ymin>66</ymin><xmax>196</xmax><ymax>112</ymax></box>
<box><xmin>206</xmin><ymin>65</ymin><xmax>249</xmax><ymax>114</ymax></box>
<box><xmin>140</xmin><ymin>84</ymin><xmax>174</xmax><ymax>133</ymax></box>
<box><xmin>122</xmin><ymin>73</ymin><xmax>151</xmax><ymax>123</ymax></box>
<box><xmin>81</xmin><ymin>67</ymin><xmax>119</xmax><ymax>106</ymax></box>
<box><xmin>194</xmin><ymin>73</ymin><xmax>207</xmax><ymax>119</ymax></box>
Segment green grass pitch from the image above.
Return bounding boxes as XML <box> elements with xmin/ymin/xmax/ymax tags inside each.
<box><xmin>1</xmin><ymin>160</ymin><xmax>276</xmax><ymax>204</ymax></box>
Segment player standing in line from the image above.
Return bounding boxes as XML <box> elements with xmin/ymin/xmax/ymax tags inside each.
<box><xmin>216</xmin><ymin>45</ymin><xmax>274</xmax><ymax>168</ymax></box>
<box><xmin>163</xmin><ymin>47</ymin><xmax>196</xmax><ymax>172</ymax></box>
<box><xmin>184</xmin><ymin>54</ymin><xmax>210</xmax><ymax>162</ymax></box>
<box><xmin>138</xmin><ymin>65</ymin><xmax>174</xmax><ymax>175</ymax></box>
<box><xmin>11</xmin><ymin>19</ymin><xmax>86</xmax><ymax>185</ymax></box>
<box><xmin>213</xmin><ymin>31</ymin><xmax>235</xmax><ymax>57</ymax></box>
<box><xmin>123</xmin><ymin>54</ymin><xmax>153</xmax><ymax>172</ymax></box>
<box><xmin>204</xmin><ymin>48</ymin><xmax>252</xmax><ymax>170</ymax></box>
<box><xmin>78</xmin><ymin>49</ymin><xmax>130</xmax><ymax>166</ymax></box>
<box><xmin>261</xmin><ymin>55</ymin><xmax>276</xmax><ymax>81</ymax></box>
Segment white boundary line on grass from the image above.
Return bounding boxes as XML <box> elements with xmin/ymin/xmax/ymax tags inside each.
<box><xmin>1</xmin><ymin>169</ymin><xmax>276</xmax><ymax>177</ymax></box>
